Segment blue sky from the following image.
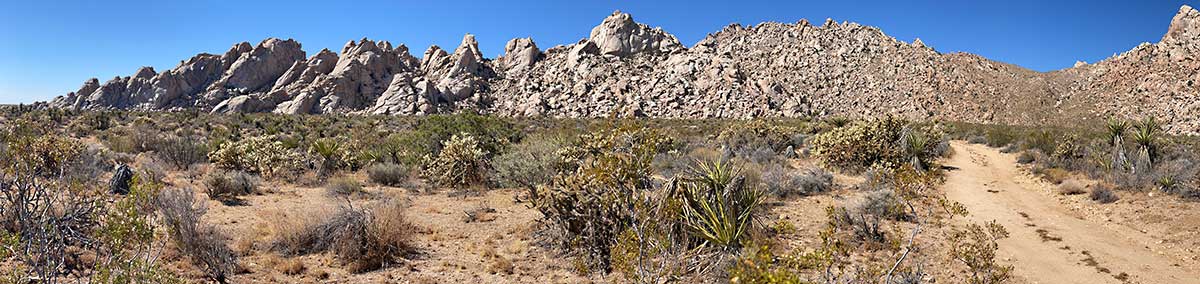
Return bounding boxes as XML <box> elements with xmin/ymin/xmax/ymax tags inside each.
<box><xmin>0</xmin><ymin>0</ymin><xmax>1192</xmax><ymax>103</ymax></box>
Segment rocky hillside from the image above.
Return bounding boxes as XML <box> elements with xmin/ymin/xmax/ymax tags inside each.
<box><xmin>48</xmin><ymin>6</ymin><xmax>1200</xmax><ymax>134</ymax></box>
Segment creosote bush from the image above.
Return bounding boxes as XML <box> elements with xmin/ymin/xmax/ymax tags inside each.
<box><xmin>811</xmin><ymin>117</ymin><xmax>943</xmax><ymax>172</ymax></box>
<box><xmin>492</xmin><ymin>135</ymin><xmax>561</xmax><ymax>189</ymax></box>
<box><xmin>367</xmin><ymin>163</ymin><xmax>410</xmax><ymax>187</ymax></box>
<box><xmin>156</xmin><ymin>136</ymin><xmax>208</xmax><ymax>170</ymax></box>
<box><xmin>949</xmin><ymin>221</ymin><xmax>1012</xmax><ymax>284</ymax></box>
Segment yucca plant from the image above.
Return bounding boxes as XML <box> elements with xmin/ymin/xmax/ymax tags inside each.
<box><xmin>677</xmin><ymin>159</ymin><xmax>762</xmax><ymax>250</ymax></box>
<box><xmin>1105</xmin><ymin>118</ymin><xmax>1129</xmax><ymax>172</ymax></box>
<box><xmin>1131</xmin><ymin>117</ymin><xmax>1159</xmax><ymax>174</ymax></box>
<box><xmin>901</xmin><ymin>128</ymin><xmax>931</xmax><ymax>171</ymax></box>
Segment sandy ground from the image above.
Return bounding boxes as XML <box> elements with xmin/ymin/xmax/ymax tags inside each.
<box><xmin>943</xmin><ymin>141</ymin><xmax>1200</xmax><ymax>284</ymax></box>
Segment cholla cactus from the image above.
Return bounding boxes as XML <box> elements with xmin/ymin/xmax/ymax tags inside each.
<box><xmin>421</xmin><ymin>133</ymin><xmax>489</xmax><ymax>188</ymax></box>
<box><xmin>208</xmin><ymin>136</ymin><xmax>301</xmax><ymax>179</ymax></box>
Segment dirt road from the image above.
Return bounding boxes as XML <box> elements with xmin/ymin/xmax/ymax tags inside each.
<box><xmin>943</xmin><ymin>141</ymin><xmax>1198</xmax><ymax>284</ymax></box>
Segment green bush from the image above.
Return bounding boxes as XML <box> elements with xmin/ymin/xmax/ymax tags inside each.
<box><xmin>420</xmin><ymin>134</ymin><xmax>490</xmax><ymax>188</ymax></box>
<box><xmin>371</xmin><ymin>114</ymin><xmax>520</xmax><ymax>166</ymax></box>
<box><xmin>156</xmin><ymin>136</ymin><xmax>208</xmax><ymax>170</ymax></box>
<box><xmin>367</xmin><ymin>163</ymin><xmax>410</xmax><ymax>187</ymax></box>
<box><xmin>492</xmin><ymin>136</ymin><xmax>562</xmax><ymax>189</ymax></box>
<box><xmin>326</xmin><ymin>177</ymin><xmax>364</xmax><ymax>197</ymax></box>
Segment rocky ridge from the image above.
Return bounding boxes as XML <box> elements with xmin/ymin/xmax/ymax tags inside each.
<box><xmin>48</xmin><ymin>7</ymin><xmax>1200</xmax><ymax>134</ymax></box>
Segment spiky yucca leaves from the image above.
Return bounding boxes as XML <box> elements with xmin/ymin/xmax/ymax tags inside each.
<box><xmin>900</xmin><ymin>128</ymin><xmax>931</xmax><ymax>171</ymax></box>
<box><xmin>309</xmin><ymin>137</ymin><xmax>358</xmax><ymax>177</ymax></box>
<box><xmin>1132</xmin><ymin>117</ymin><xmax>1159</xmax><ymax>173</ymax></box>
<box><xmin>1106</xmin><ymin>118</ymin><xmax>1129</xmax><ymax>172</ymax></box>
<box><xmin>678</xmin><ymin>159</ymin><xmax>763</xmax><ymax>250</ymax></box>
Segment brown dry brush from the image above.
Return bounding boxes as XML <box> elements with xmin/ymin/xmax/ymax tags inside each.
<box><xmin>271</xmin><ymin>200</ymin><xmax>416</xmax><ymax>273</ymax></box>
<box><xmin>156</xmin><ymin>187</ymin><xmax>237</xmax><ymax>284</ymax></box>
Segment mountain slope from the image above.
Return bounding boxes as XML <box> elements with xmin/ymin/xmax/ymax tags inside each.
<box><xmin>47</xmin><ymin>6</ymin><xmax>1200</xmax><ymax>134</ymax></box>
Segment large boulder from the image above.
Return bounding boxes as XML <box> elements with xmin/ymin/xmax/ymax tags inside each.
<box><xmin>588</xmin><ymin>11</ymin><xmax>683</xmax><ymax>57</ymax></box>
<box><xmin>500</xmin><ymin>37</ymin><xmax>542</xmax><ymax>72</ymax></box>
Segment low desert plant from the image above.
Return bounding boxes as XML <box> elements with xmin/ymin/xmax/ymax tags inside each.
<box><xmin>948</xmin><ymin>221</ymin><xmax>1011</xmax><ymax>284</ymax></box>
<box><xmin>421</xmin><ymin>133</ymin><xmax>489</xmax><ymax>188</ymax></box>
<box><xmin>1089</xmin><ymin>184</ymin><xmax>1119</xmax><ymax>204</ymax></box>
<box><xmin>271</xmin><ymin>200</ymin><xmax>415</xmax><ymax>273</ymax></box>
<box><xmin>1057</xmin><ymin>180</ymin><xmax>1086</xmax><ymax>195</ymax></box>
<box><xmin>367</xmin><ymin>163</ymin><xmax>410</xmax><ymax>187</ymax></box>
<box><xmin>156</xmin><ymin>188</ymin><xmax>237</xmax><ymax>283</ymax></box>
<box><xmin>157</xmin><ymin>136</ymin><xmax>208</xmax><ymax>170</ymax></box>
<box><xmin>325</xmin><ymin>177</ymin><xmax>364</xmax><ymax>197</ymax></box>
<box><xmin>492</xmin><ymin>136</ymin><xmax>561</xmax><ymax>189</ymax></box>
<box><xmin>678</xmin><ymin>159</ymin><xmax>763</xmax><ymax>250</ymax></box>
<box><xmin>760</xmin><ymin>165</ymin><xmax>833</xmax><ymax>197</ymax></box>
<box><xmin>208</xmin><ymin>136</ymin><xmax>301</xmax><ymax>179</ymax></box>
<box><xmin>203</xmin><ymin>170</ymin><xmax>259</xmax><ymax>200</ymax></box>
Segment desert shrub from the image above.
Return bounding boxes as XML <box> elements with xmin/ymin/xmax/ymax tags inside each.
<box><xmin>1089</xmin><ymin>184</ymin><xmax>1119</xmax><ymax>204</ymax></box>
<box><xmin>92</xmin><ymin>174</ymin><xmax>182</xmax><ymax>284</ymax></box>
<box><xmin>308</xmin><ymin>137</ymin><xmax>359</xmax><ymax>177</ymax></box>
<box><xmin>208</xmin><ymin>136</ymin><xmax>301</xmax><ymax>179</ymax></box>
<box><xmin>492</xmin><ymin>136</ymin><xmax>562</xmax><ymax>189</ymax></box>
<box><xmin>325</xmin><ymin>177</ymin><xmax>363</xmax><ymax>197</ymax></box>
<box><xmin>203</xmin><ymin>170</ymin><xmax>258</xmax><ymax>200</ymax></box>
<box><xmin>828</xmin><ymin>206</ymin><xmax>887</xmax><ymax>245</ymax></box>
<box><xmin>420</xmin><ymin>133</ymin><xmax>490</xmax><ymax>188</ymax></box>
<box><xmin>0</xmin><ymin>164</ymin><xmax>102</xmax><ymax>281</ymax></box>
<box><xmin>717</xmin><ymin>120</ymin><xmax>803</xmax><ymax>162</ymax></box>
<box><xmin>678</xmin><ymin>159</ymin><xmax>763</xmax><ymax>249</ymax></box>
<box><xmin>810</xmin><ymin>117</ymin><xmax>909</xmax><ymax>172</ymax></box>
<box><xmin>1057</xmin><ymin>180</ymin><xmax>1086</xmax><ymax>195</ymax></box>
<box><xmin>367</xmin><ymin>163</ymin><xmax>410</xmax><ymax>187</ymax></box>
<box><xmin>156</xmin><ymin>188</ymin><xmax>237</xmax><ymax>283</ymax></box>
<box><xmin>1016</xmin><ymin>151</ymin><xmax>1037</xmax><ymax>164</ymax></box>
<box><xmin>760</xmin><ymin>165</ymin><xmax>833</xmax><ymax>197</ymax></box>
<box><xmin>271</xmin><ymin>200</ymin><xmax>415</xmax><ymax>273</ymax></box>
<box><xmin>374</xmin><ymin>114</ymin><xmax>520</xmax><ymax>166</ymax></box>
<box><xmin>728</xmin><ymin>245</ymin><xmax>805</xmax><ymax>284</ymax></box>
<box><xmin>530</xmin><ymin>125</ymin><xmax>675</xmax><ymax>272</ymax></box>
<box><xmin>3</xmin><ymin>134</ymin><xmax>84</xmax><ymax>177</ymax></box>
<box><xmin>1034</xmin><ymin>167</ymin><xmax>1070</xmax><ymax>185</ymax></box>
<box><xmin>949</xmin><ymin>221</ymin><xmax>1011</xmax><ymax>284</ymax></box>
<box><xmin>854</xmin><ymin>189</ymin><xmax>910</xmax><ymax>221</ymax></box>
<box><xmin>156</xmin><ymin>136</ymin><xmax>208</xmax><ymax>170</ymax></box>
<box><xmin>967</xmin><ymin>135</ymin><xmax>988</xmax><ymax>144</ymax></box>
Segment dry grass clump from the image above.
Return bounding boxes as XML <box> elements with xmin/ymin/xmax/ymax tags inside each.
<box><xmin>271</xmin><ymin>200</ymin><xmax>416</xmax><ymax>273</ymax></box>
<box><xmin>1057</xmin><ymin>180</ymin><xmax>1086</xmax><ymax>195</ymax></box>
<box><xmin>203</xmin><ymin>170</ymin><xmax>259</xmax><ymax>200</ymax></box>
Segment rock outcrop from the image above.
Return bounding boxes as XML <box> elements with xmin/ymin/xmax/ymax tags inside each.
<box><xmin>46</xmin><ymin>7</ymin><xmax>1200</xmax><ymax>134</ymax></box>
